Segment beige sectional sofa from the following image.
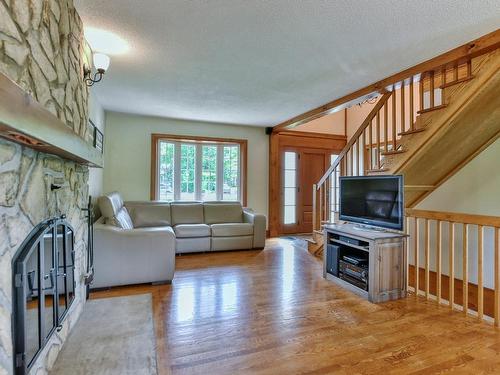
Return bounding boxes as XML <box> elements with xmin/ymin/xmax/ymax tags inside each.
<box><xmin>93</xmin><ymin>192</ymin><xmax>266</xmax><ymax>288</ymax></box>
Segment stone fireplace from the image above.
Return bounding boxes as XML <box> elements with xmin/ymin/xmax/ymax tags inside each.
<box><xmin>0</xmin><ymin>1</ymin><xmax>101</xmax><ymax>374</ymax></box>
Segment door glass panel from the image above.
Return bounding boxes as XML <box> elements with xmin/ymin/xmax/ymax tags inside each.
<box><xmin>25</xmin><ymin>245</ymin><xmax>40</xmax><ymax>366</ymax></box>
<box><xmin>222</xmin><ymin>145</ymin><xmax>239</xmax><ymax>201</ymax></box>
<box><xmin>158</xmin><ymin>141</ymin><xmax>175</xmax><ymax>201</ymax></box>
<box><xmin>180</xmin><ymin>144</ymin><xmax>196</xmax><ymax>200</ymax></box>
<box><xmin>284</xmin><ymin>188</ymin><xmax>296</xmax><ymax>206</ymax></box>
<box><xmin>57</xmin><ymin>225</ymin><xmax>67</xmax><ymax>321</ymax></box>
<box><xmin>284</xmin><ymin>170</ymin><xmax>295</xmax><ymax>187</ymax></box>
<box><xmin>42</xmin><ymin>230</ymin><xmax>55</xmax><ymax>339</ymax></box>
<box><xmin>201</xmin><ymin>145</ymin><xmax>217</xmax><ymax>201</ymax></box>
<box><xmin>283</xmin><ymin>151</ymin><xmax>296</xmax><ymax>225</ymax></box>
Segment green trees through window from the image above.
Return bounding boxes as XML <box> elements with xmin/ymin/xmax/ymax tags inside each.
<box><xmin>157</xmin><ymin>139</ymin><xmax>241</xmax><ymax>202</ymax></box>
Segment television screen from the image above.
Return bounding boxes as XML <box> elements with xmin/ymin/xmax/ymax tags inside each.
<box><xmin>339</xmin><ymin>175</ymin><xmax>404</xmax><ymax>230</ymax></box>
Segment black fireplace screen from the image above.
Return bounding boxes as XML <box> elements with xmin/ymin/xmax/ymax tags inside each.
<box><xmin>12</xmin><ymin>216</ymin><xmax>75</xmax><ymax>374</ymax></box>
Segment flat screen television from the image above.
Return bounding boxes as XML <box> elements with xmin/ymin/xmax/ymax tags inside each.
<box><xmin>339</xmin><ymin>175</ymin><xmax>404</xmax><ymax>231</ymax></box>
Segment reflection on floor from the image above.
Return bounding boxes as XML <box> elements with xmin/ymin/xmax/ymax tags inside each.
<box><xmin>91</xmin><ymin>238</ymin><xmax>500</xmax><ymax>375</ymax></box>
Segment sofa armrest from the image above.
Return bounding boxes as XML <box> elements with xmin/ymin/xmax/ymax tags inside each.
<box><xmin>93</xmin><ymin>223</ymin><xmax>176</xmax><ymax>288</ymax></box>
<box><xmin>243</xmin><ymin>209</ymin><xmax>266</xmax><ymax>249</ymax></box>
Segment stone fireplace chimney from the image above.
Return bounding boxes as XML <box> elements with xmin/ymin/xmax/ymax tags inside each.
<box><xmin>0</xmin><ymin>1</ymin><xmax>101</xmax><ymax>374</ymax></box>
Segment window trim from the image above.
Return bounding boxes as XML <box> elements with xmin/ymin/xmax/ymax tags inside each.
<box><xmin>151</xmin><ymin>133</ymin><xmax>247</xmax><ymax>205</ymax></box>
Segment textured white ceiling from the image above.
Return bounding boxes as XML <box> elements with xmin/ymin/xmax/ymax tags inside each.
<box><xmin>74</xmin><ymin>0</ymin><xmax>500</xmax><ymax>127</ymax></box>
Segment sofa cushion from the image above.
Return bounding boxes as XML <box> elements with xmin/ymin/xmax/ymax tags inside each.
<box><xmin>171</xmin><ymin>202</ymin><xmax>204</xmax><ymax>225</ymax></box>
<box><xmin>203</xmin><ymin>202</ymin><xmax>243</xmax><ymax>224</ymax></box>
<box><xmin>126</xmin><ymin>202</ymin><xmax>171</xmax><ymax>228</ymax></box>
<box><xmin>174</xmin><ymin>224</ymin><xmax>211</xmax><ymax>238</ymax></box>
<box><xmin>211</xmin><ymin>223</ymin><xmax>253</xmax><ymax>237</ymax></box>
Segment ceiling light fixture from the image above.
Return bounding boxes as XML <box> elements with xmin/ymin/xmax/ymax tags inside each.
<box><xmin>83</xmin><ymin>53</ymin><xmax>111</xmax><ymax>87</ymax></box>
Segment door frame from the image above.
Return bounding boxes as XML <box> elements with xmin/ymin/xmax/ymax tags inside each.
<box><xmin>269</xmin><ymin>131</ymin><xmax>346</xmax><ymax>236</ymax></box>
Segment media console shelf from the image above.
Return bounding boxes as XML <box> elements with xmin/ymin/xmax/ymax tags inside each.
<box><xmin>323</xmin><ymin>223</ymin><xmax>407</xmax><ymax>303</ymax></box>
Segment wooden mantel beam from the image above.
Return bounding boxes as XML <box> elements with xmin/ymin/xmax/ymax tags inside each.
<box><xmin>272</xmin><ymin>28</ymin><xmax>500</xmax><ymax>133</ymax></box>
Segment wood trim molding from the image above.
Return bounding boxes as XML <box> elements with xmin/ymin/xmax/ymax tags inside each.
<box><xmin>272</xmin><ymin>29</ymin><xmax>500</xmax><ymax>133</ymax></box>
<box><xmin>150</xmin><ymin>133</ymin><xmax>248</xmax><ymax>206</ymax></box>
<box><xmin>276</xmin><ymin>130</ymin><xmax>347</xmax><ymax>141</ymax></box>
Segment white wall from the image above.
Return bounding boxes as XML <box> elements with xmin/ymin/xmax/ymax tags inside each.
<box><xmin>409</xmin><ymin>138</ymin><xmax>500</xmax><ymax>290</ymax></box>
<box><xmin>103</xmin><ymin>112</ymin><xmax>269</xmax><ymax>216</ymax></box>
<box><xmin>291</xmin><ymin>110</ymin><xmax>346</xmax><ymax>135</ymax></box>
<box><xmin>88</xmin><ymin>93</ymin><xmax>106</xmax><ymax>200</ymax></box>
<box><xmin>417</xmin><ymin>138</ymin><xmax>500</xmax><ymax>216</ymax></box>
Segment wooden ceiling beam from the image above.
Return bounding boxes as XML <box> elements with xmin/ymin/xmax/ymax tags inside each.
<box><xmin>272</xmin><ymin>28</ymin><xmax>500</xmax><ymax>134</ymax></box>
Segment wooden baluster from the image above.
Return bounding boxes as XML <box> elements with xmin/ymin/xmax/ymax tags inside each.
<box><xmin>312</xmin><ymin>184</ymin><xmax>317</xmax><ymax>231</ymax></box>
<box><xmin>324</xmin><ymin>182</ymin><xmax>327</xmax><ymax>222</ymax></box>
<box><xmin>495</xmin><ymin>227</ymin><xmax>499</xmax><ymax>327</ymax></box>
<box><xmin>409</xmin><ymin>78</ymin><xmax>414</xmax><ymax>130</ymax></box>
<box><xmin>392</xmin><ymin>90</ymin><xmax>397</xmax><ymax>150</ymax></box>
<box><xmin>429</xmin><ymin>71</ymin><xmax>435</xmax><ymax>108</ymax></box>
<box><xmin>362</xmin><ymin>129</ymin><xmax>366</xmax><ymax>175</ymax></box>
<box><xmin>453</xmin><ymin>63</ymin><xmax>458</xmax><ymax>82</ymax></box>
<box><xmin>449</xmin><ymin>222</ymin><xmax>455</xmax><ymax>310</ymax></box>
<box><xmin>349</xmin><ymin>147</ymin><xmax>353</xmax><ymax>176</ymax></box>
<box><xmin>407</xmin><ymin>217</ymin><xmax>411</xmax><ymax>291</ymax></box>
<box><xmin>400</xmin><ymin>81</ymin><xmax>405</xmax><ymax>133</ymax></box>
<box><xmin>355</xmin><ymin>138</ymin><xmax>360</xmax><ymax>176</ymax></box>
<box><xmin>441</xmin><ymin>67</ymin><xmax>446</xmax><ymax>105</ymax></box>
<box><xmin>425</xmin><ymin>219</ymin><xmax>430</xmax><ymax>299</ymax></box>
<box><xmin>419</xmin><ymin>74</ymin><xmax>424</xmax><ymax>111</ymax></box>
<box><xmin>384</xmin><ymin>103</ymin><xmax>388</xmax><ymax>152</ymax></box>
<box><xmin>376</xmin><ymin>111</ymin><xmax>381</xmax><ymax>169</ymax></box>
<box><xmin>463</xmin><ymin>224</ymin><xmax>468</xmax><ymax>316</ymax></box>
<box><xmin>466</xmin><ymin>59</ymin><xmax>472</xmax><ymax>78</ymax></box>
<box><xmin>436</xmin><ymin>220</ymin><xmax>442</xmax><ymax>304</ymax></box>
<box><xmin>414</xmin><ymin>218</ymin><xmax>419</xmax><ymax>296</ymax></box>
<box><xmin>332</xmin><ymin>176</ymin><xmax>337</xmax><ymax>216</ymax></box>
<box><xmin>319</xmin><ymin>185</ymin><xmax>323</xmax><ymax>224</ymax></box>
<box><xmin>368</xmin><ymin>119</ymin><xmax>373</xmax><ymax>171</ymax></box>
<box><xmin>478</xmin><ymin>225</ymin><xmax>484</xmax><ymax>320</ymax></box>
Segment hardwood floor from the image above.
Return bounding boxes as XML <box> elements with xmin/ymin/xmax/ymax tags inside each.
<box><xmin>91</xmin><ymin>238</ymin><xmax>500</xmax><ymax>374</ymax></box>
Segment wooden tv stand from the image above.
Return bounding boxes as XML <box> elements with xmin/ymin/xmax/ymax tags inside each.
<box><xmin>323</xmin><ymin>223</ymin><xmax>407</xmax><ymax>303</ymax></box>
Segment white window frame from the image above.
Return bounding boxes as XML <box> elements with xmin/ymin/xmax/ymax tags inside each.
<box><xmin>156</xmin><ymin>139</ymin><xmax>242</xmax><ymax>202</ymax></box>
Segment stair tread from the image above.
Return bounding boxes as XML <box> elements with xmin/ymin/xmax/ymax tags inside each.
<box><xmin>417</xmin><ymin>104</ymin><xmax>447</xmax><ymax>115</ymax></box>
<box><xmin>366</xmin><ymin>168</ymin><xmax>389</xmax><ymax>173</ymax></box>
<box><xmin>399</xmin><ymin>128</ymin><xmax>426</xmax><ymax>136</ymax></box>
<box><xmin>381</xmin><ymin>149</ymin><xmax>406</xmax><ymax>156</ymax></box>
<box><xmin>440</xmin><ymin>75</ymin><xmax>474</xmax><ymax>89</ymax></box>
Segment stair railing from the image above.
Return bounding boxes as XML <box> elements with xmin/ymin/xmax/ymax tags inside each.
<box><xmin>312</xmin><ymin>59</ymin><xmax>475</xmax><ymax>232</ymax></box>
<box><xmin>406</xmin><ymin>209</ymin><xmax>500</xmax><ymax>325</ymax></box>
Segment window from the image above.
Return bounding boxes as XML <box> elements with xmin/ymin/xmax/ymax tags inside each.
<box><xmin>152</xmin><ymin>135</ymin><xmax>246</xmax><ymax>203</ymax></box>
<box><xmin>159</xmin><ymin>142</ymin><xmax>175</xmax><ymax>201</ymax></box>
<box><xmin>201</xmin><ymin>145</ymin><xmax>217</xmax><ymax>201</ymax></box>
<box><xmin>283</xmin><ymin>151</ymin><xmax>297</xmax><ymax>225</ymax></box>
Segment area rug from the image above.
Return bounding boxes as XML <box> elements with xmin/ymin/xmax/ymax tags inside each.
<box><xmin>50</xmin><ymin>294</ymin><xmax>157</xmax><ymax>375</ymax></box>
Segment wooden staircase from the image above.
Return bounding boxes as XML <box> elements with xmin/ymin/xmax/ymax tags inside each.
<box><xmin>306</xmin><ymin>229</ymin><xmax>325</xmax><ymax>257</ymax></box>
<box><xmin>309</xmin><ymin>47</ymin><xmax>500</xmax><ymax>256</ymax></box>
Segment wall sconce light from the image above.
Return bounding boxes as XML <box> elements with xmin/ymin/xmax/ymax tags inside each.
<box><xmin>83</xmin><ymin>53</ymin><xmax>111</xmax><ymax>87</ymax></box>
